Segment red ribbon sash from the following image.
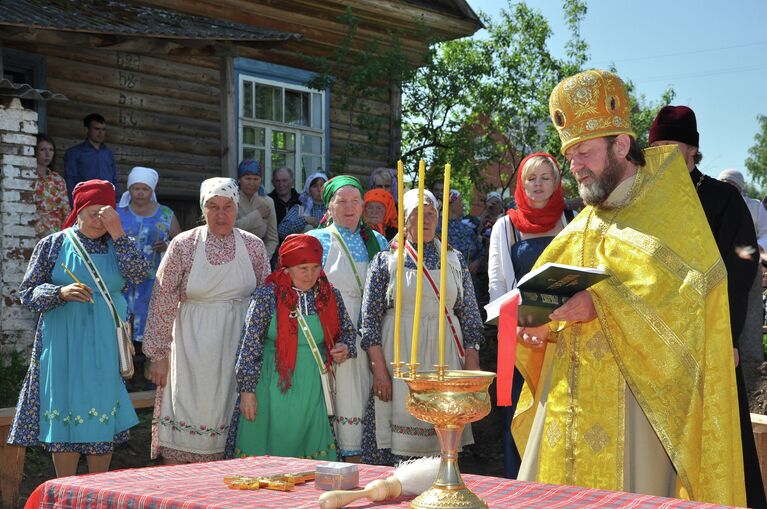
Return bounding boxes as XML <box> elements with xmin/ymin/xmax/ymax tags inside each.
<box><xmin>497</xmin><ymin>290</ymin><xmax>520</xmax><ymax>406</ymax></box>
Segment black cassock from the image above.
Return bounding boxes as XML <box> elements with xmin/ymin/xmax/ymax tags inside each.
<box><xmin>692</xmin><ymin>167</ymin><xmax>766</xmax><ymax>509</ymax></box>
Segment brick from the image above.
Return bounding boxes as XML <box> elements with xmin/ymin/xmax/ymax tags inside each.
<box><xmin>1</xmin><ymin>133</ymin><xmax>36</xmax><ymax>146</ymax></box>
<box><xmin>21</xmin><ymin>110</ymin><xmax>38</xmax><ymax>122</ymax></box>
<box><xmin>2</xmin><ymin>176</ymin><xmax>35</xmax><ymax>191</ymax></box>
<box><xmin>1</xmin><ymin>155</ymin><xmax>36</xmax><ymax>168</ymax></box>
<box><xmin>20</xmin><ymin>120</ymin><xmax>38</xmax><ymax>134</ymax></box>
<box><xmin>3</xmin><ymin>224</ymin><xmax>34</xmax><ymax>236</ymax></box>
<box><xmin>1</xmin><ymin>166</ymin><xmax>20</xmax><ymax>178</ymax></box>
<box><xmin>0</xmin><ymin>116</ymin><xmax>23</xmax><ymax>132</ymax></box>
<box><xmin>1</xmin><ymin>190</ymin><xmax>21</xmax><ymax>202</ymax></box>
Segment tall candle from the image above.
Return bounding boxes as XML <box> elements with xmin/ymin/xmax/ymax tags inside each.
<box><xmin>438</xmin><ymin>163</ymin><xmax>451</xmax><ymax>368</ymax></box>
<box><xmin>410</xmin><ymin>160</ymin><xmax>426</xmax><ymax>370</ymax></box>
<box><xmin>394</xmin><ymin>160</ymin><xmax>405</xmax><ymax>368</ymax></box>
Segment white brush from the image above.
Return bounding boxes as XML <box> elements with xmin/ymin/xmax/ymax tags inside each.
<box><xmin>317</xmin><ymin>456</ymin><xmax>441</xmax><ymax>509</ymax></box>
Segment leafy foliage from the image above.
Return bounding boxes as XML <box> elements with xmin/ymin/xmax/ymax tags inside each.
<box><xmin>401</xmin><ymin>0</ymin><xmax>676</xmax><ymax>201</ymax></box>
<box><xmin>746</xmin><ymin>114</ymin><xmax>767</xmax><ymax>193</ymax></box>
<box><xmin>0</xmin><ymin>349</ymin><xmax>27</xmax><ymax>408</ymax></box>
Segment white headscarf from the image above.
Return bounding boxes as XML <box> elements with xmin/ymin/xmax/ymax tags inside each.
<box><xmin>403</xmin><ymin>188</ymin><xmax>439</xmax><ymax>222</ymax></box>
<box><xmin>300</xmin><ymin>172</ymin><xmax>328</xmax><ymax>211</ymax></box>
<box><xmin>118</xmin><ymin>166</ymin><xmax>159</xmax><ymax>207</ymax></box>
<box><xmin>200</xmin><ymin>177</ymin><xmax>240</xmax><ymax>209</ymax></box>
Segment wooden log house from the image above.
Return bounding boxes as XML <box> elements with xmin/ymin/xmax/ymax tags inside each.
<box><xmin>1</xmin><ymin>0</ymin><xmax>482</xmax><ymax>227</ymax></box>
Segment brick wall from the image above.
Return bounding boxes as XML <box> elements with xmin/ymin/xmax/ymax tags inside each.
<box><xmin>1</xmin><ymin>98</ymin><xmax>39</xmax><ymax>358</ymax></box>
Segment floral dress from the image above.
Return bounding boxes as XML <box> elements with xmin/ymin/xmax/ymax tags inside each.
<box><xmin>34</xmin><ymin>171</ymin><xmax>70</xmax><ymax>238</ymax></box>
<box><xmin>7</xmin><ymin>227</ymin><xmax>148</xmax><ymax>453</ymax></box>
<box><xmin>228</xmin><ymin>284</ymin><xmax>357</xmax><ymax>459</ymax></box>
<box><xmin>117</xmin><ymin>204</ymin><xmax>174</xmax><ymax>342</ymax></box>
<box><xmin>359</xmin><ymin>241</ymin><xmax>484</xmax><ymax>465</ymax></box>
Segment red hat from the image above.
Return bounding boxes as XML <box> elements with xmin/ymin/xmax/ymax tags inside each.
<box><xmin>279</xmin><ymin>234</ymin><xmax>323</xmax><ymax>268</ymax></box>
<box><xmin>63</xmin><ymin>179</ymin><xmax>117</xmax><ymax>228</ymax></box>
<box><xmin>649</xmin><ymin>105</ymin><xmax>699</xmax><ymax>147</ymax></box>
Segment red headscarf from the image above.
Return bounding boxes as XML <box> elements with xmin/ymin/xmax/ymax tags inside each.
<box><xmin>62</xmin><ymin>180</ymin><xmax>117</xmax><ymax>228</ymax></box>
<box><xmin>363</xmin><ymin>189</ymin><xmax>397</xmax><ymax>236</ymax></box>
<box><xmin>506</xmin><ymin>153</ymin><xmax>566</xmax><ymax>233</ymax></box>
<box><xmin>265</xmin><ymin>234</ymin><xmax>340</xmax><ymax>392</ymax></box>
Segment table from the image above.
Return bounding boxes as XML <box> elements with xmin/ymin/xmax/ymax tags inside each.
<box><xmin>26</xmin><ymin>456</ymin><xmax>741</xmax><ymax>509</ymax></box>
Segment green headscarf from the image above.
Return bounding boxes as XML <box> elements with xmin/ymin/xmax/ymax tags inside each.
<box><xmin>320</xmin><ymin>175</ymin><xmax>381</xmax><ymax>261</ymax></box>
<box><xmin>321</xmin><ymin>175</ymin><xmax>364</xmax><ymax>206</ymax></box>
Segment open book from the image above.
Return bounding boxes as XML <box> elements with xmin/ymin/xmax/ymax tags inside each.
<box><xmin>485</xmin><ymin>263</ymin><xmax>610</xmax><ymax>327</ymax></box>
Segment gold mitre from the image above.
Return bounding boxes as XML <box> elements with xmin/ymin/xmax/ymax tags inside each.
<box><xmin>549</xmin><ymin>69</ymin><xmax>635</xmax><ymax>155</ymax></box>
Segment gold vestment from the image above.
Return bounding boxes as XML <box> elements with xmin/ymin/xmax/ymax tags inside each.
<box><xmin>512</xmin><ymin>145</ymin><xmax>745</xmax><ymax>506</ymax></box>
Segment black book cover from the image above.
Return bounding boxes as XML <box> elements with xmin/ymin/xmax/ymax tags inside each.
<box><xmin>516</xmin><ymin>263</ymin><xmax>610</xmax><ymax>326</ymax></box>
<box><xmin>485</xmin><ymin>263</ymin><xmax>610</xmax><ymax>327</ymax></box>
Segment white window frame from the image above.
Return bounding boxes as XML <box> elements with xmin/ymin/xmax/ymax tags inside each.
<box><xmin>238</xmin><ymin>74</ymin><xmax>326</xmax><ymax>192</ymax></box>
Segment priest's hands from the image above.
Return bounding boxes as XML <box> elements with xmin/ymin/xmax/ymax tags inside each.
<box><xmin>240</xmin><ymin>392</ymin><xmax>258</xmax><ymax>421</ymax></box>
<box><xmin>517</xmin><ymin>324</ymin><xmax>550</xmax><ymax>349</ymax></box>
<box><xmin>549</xmin><ymin>290</ymin><xmax>597</xmax><ymax>323</ymax></box>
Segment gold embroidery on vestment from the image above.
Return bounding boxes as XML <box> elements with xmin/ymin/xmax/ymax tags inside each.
<box><xmin>584</xmin><ymin>424</ymin><xmax>611</xmax><ymax>454</ymax></box>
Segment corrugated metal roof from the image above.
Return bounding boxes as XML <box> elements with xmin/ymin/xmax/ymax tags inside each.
<box><xmin>0</xmin><ymin>78</ymin><xmax>67</xmax><ymax>101</ymax></box>
<box><xmin>0</xmin><ymin>0</ymin><xmax>302</xmax><ymax>42</ymax></box>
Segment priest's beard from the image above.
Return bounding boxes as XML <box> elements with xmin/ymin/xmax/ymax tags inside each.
<box><xmin>577</xmin><ymin>150</ymin><xmax>626</xmax><ymax>206</ymax></box>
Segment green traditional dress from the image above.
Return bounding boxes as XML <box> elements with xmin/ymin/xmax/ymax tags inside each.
<box><xmin>232</xmin><ymin>283</ymin><xmax>356</xmax><ymax>459</ymax></box>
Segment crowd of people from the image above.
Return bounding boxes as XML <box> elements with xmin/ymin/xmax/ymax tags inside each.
<box><xmin>6</xmin><ymin>68</ymin><xmax>767</xmax><ymax>508</ymax></box>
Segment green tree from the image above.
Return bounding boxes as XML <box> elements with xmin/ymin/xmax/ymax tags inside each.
<box><xmin>401</xmin><ymin>0</ymin><xmax>677</xmax><ymax>200</ymax></box>
<box><xmin>745</xmin><ymin>114</ymin><xmax>767</xmax><ymax>192</ymax></box>
<box><xmin>402</xmin><ymin>0</ymin><xmax>589</xmax><ymax>200</ymax></box>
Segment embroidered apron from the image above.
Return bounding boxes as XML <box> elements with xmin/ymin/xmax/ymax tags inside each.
<box><xmin>158</xmin><ymin>229</ymin><xmax>257</xmax><ymax>455</ymax></box>
<box><xmin>324</xmin><ymin>230</ymin><xmax>370</xmax><ymax>454</ymax></box>
<box><xmin>375</xmin><ymin>247</ymin><xmax>473</xmax><ymax>457</ymax></box>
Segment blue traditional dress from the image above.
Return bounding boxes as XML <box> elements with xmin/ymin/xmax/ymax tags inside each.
<box><xmin>117</xmin><ymin>204</ymin><xmax>174</xmax><ymax>342</ymax></box>
<box><xmin>227</xmin><ymin>284</ymin><xmax>357</xmax><ymax>459</ymax></box>
<box><xmin>359</xmin><ymin>240</ymin><xmax>484</xmax><ymax>465</ymax></box>
<box><xmin>7</xmin><ymin>227</ymin><xmax>148</xmax><ymax>453</ymax></box>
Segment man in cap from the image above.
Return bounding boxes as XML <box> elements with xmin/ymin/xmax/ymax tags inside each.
<box><xmin>650</xmin><ymin>107</ymin><xmax>765</xmax><ymax>509</ymax></box>
<box><xmin>512</xmin><ymin>70</ymin><xmax>745</xmax><ymax>505</ymax></box>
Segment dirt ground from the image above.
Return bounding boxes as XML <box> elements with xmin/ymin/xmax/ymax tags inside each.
<box><xmin>16</xmin><ymin>340</ymin><xmax>767</xmax><ymax>507</ymax></box>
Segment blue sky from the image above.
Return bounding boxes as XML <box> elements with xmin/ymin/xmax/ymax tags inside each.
<box><xmin>476</xmin><ymin>0</ymin><xmax>767</xmax><ymax>180</ymax></box>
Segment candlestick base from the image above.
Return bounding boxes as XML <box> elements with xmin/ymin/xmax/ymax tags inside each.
<box><xmin>398</xmin><ymin>370</ymin><xmax>496</xmax><ymax>509</ymax></box>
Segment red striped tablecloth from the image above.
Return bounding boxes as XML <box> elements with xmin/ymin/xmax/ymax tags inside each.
<box><xmin>27</xmin><ymin>455</ymin><xmax>742</xmax><ymax>509</ymax></box>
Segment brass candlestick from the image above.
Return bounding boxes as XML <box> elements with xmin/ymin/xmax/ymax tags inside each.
<box><xmin>398</xmin><ymin>369</ymin><xmax>496</xmax><ymax>509</ymax></box>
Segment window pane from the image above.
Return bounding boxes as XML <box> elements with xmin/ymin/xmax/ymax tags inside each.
<box><xmin>243</xmin><ymin>126</ymin><xmax>265</xmax><ymax>147</ymax></box>
<box><xmin>302</xmin><ymin>134</ymin><xmax>322</xmax><ymax>155</ymax></box>
<box><xmin>256</xmin><ymin>84</ymin><xmax>282</xmax><ymax>122</ymax></box>
<box><xmin>311</xmin><ymin>93</ymin><xmax>322</xmax><ymax>129</ymax></box>
<box><xmin>243</xmin><ymin>82</ymin><xmax>254</xmax><ymax>118</ymax></box>
<box><xmin>272</xmin><ymin>151</ymin><xmax>295</xmax><ymax>170</ymax></box>
<box><xmin>285</xmin><ymin>90</ymin><xmax>310</xmax><ymax>126</ymax></box>
<box><xmin>301</xmin><ymin>155</ymin><xmax>323</xmax><ymax>174</ymax></box>
<box><xmin>272</xmin><ymin>131</ymin><xmax>296</xmax><ymax>151</ymax></box>
<box><xmin>243</xmin><ymin>148</ymin><xmax>264</xmax><ymax>162</ymax></box>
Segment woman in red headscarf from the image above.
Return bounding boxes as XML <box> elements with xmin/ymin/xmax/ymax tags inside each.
<box><xmin>363</xmin><ymin>189</ymin><xmax>398</xmax><ymax>240</ymax></box>
<box><xmin>230</xmin><ymin>234</ymin><xmax>357</xmax><ymax>460</ymax></box>
<box><xmin>487</xmin><ymin>153</ymin><xmax>575</xmax><ymax>479</ymax></box>
<box><xmin>7</xmin><ymin>180</ymin><xmax>149</xmax><ymax>477</ymax></box>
